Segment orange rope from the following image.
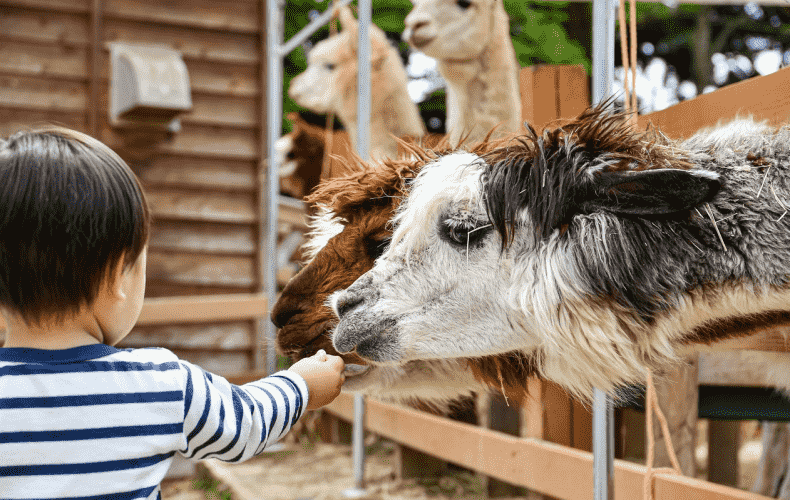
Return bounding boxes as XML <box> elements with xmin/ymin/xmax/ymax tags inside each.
<box><xmin>629</xmin><ymin>0</ymin><xmax>638</xmax><ymax>122</ymax></box>
<box><xmin>643</xmin><ymin>372</ymin><xmax>683</xmax><ymax>500</ymax></box>
<box><xmin>618</xmin><ymin>0</ymin><xmax>639</xmax><ymax>127</ymax></box>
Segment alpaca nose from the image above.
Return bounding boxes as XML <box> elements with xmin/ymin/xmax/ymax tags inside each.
<box><xmin>334</xmin><ymin>291</ymin><xmax>365</xmax><ymax>319</ymax></box>
<box><xmin>270</xmin><ymin>295</ymin><xmax>304</xmax><ymax>329</ymax></box>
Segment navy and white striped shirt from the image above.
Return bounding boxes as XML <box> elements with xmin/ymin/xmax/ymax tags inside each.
<box><xmin>0</xmin><ymin>344</ymin><xmax>309</xmax><ymax>500</ymax></box>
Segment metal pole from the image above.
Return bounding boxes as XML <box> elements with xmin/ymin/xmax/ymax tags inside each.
<box><xmin>591</xmin><ymin>0</ymin><xmax>616</xmax><ymax>498</ymax></box>
<box><xmin>265</xmin><ymin>0</ymin><xmax>285</xmax><ymax>377</ymax></box>
<box><xmin>343</xmin><ymin>0</ymin><xmax>371</xmax><ymax>497</ymax></box>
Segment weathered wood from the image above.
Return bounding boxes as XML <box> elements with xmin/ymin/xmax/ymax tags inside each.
<box><xmin>520</xmin><ymin>65</ymin><xmax>590</xmax><ymax>131</ymax></box>
<box><xmin>149</xmin><ymin>221</ymin><xmax>255</xmax><ymax>255</ymax></box>
<box><xmin>0</xmin><ymin>7</ymin><xmax>89</xmax><ymax>46</ymax></box>
<box><xmin>0</xmin><ymin>0</ymin><xmax>90</xmax><ymax>13</ymax></box>
<box><xmin>144</xmin><ymin>187</ymin><xmax>257</xmax><ymax>224</ymax></box>
<box><xmin>144</xmin><ymin>282</ymin><xmax>255</xmax><ymax>298</ymax></box>
<box><xmin>708</xmin><ymin>420</ymin><xmax>740</xmax><ymax>487</ymax></box>
<box><xmin>0</xmin><ymin>75</ymin><xmax>86</xmax><ymax>112</ymax></box>
<box><xmin>103</xmin><ymin>19</ymin><xmax>258</xmax><ymax>64</ymax></box>
<box><xmin>651</xmin><ymin>355</ymin><xmax>698</xmax><ymax>477</ymax></box>
<box><xmin>137</xmin><ymin>156</ymin><xmax>256</xmax><ymax>190</ymax></box>
<box><xmin>0</xmin><ymin>107</ymin><xmax>86</xmax><ymax>136</ymax></box>
<box><xmin>123</xmin><ymin>321</ymin><xmax>251</xmax><ymax>350</ymax></box>
<box><xmin>88</xmin><ymin>0</ymin><xmax>101</xmax><ymax>137</ymax></box>
<box><xmin>103</xmin><ymin>0</ymin><xmax>258</xmax><ymax>34</ymax></box>
<box><xmin>102</xmin><ymin>122</ymin><xmax>259</xmax><ymax>160</ymax></box>
<box><xmin>0</xmin><ymin>40</ymin><xmax>87</xmax><ymax>80</ymax></box>
<box><xmin>169</xmin><ymin>349</ymin><xmax>250</xmax><ymax>375</ymax></box>
<box><xmin>147</xmin><ymin>250</ymin><xmax>255</xmax><ymax>288</ymax></box>
<box><xmin>135</xmin><ymin>294</ymin><xmax>267</xmax><ymax>326</ymax></box>
<box><xmin>325</xmin><ymin>393</ymin><xmax>770</xmax><ymax>500</ymax></box>
<box><xmin>638</xmin><ymin>66</ymin><xmax>790</xmax><ymax>139</ymax></box>
<box><xmin>752</xmin><ymin>422</ymin><xmax>790</xmax><ymax>497</ymax></box>
<box><xmin>699</xmin><ymin>350</ymin><xmax>790</xmax><ymax>387</ymax></box>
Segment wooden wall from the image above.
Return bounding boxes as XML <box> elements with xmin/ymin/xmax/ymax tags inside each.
<box><xmin>0</xmin><ymin>0</ymin><xmax>284</xmax><ymax>374</ymax></box>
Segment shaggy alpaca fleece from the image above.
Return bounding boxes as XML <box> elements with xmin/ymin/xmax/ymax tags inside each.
<box><xmin>331</xmin><ymin>106</ymin><xmax>790</xmax><ymax>401</ymax></box>
<box><xmin>272</xmin><ymin>135</ymin><xmax>538</xmax><ymax>406</ymax></box>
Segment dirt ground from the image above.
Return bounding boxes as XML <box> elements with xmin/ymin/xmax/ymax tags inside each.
<box><xmin>162</xmin><ymin>420</ymin><xmax>765</xmax><ymax>500</ymax></box>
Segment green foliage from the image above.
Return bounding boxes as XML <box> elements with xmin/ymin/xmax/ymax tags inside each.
<box><xmin>192</xmin><ymin>476</ymin><xmax>232</xmax><ymax>500</ymax></box>
<box><xmin>505</xmin><ymin>1</ymin><xmax>590</xmax><ymax>72</ymax></box>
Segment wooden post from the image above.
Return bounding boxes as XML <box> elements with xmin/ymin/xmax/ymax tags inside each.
<box><xmin>651</xmin><ymin>355</ymin><xmax>698</xmax><ymax>477</ymax></box>
<box><xmin>708</xmin><ymin>420</ymin><xmax>740</xmax><ymax>487</ymax></box>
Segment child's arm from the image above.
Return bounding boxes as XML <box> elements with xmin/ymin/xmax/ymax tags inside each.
<box><xmin>178</xmin><ymin>350</ymin><xmax>344</xmax><ymax>462</ymax></box>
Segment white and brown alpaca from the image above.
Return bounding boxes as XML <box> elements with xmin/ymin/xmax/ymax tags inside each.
<box><xmin>330</xmin><ymin>106</ymin><xmax>790</xmax><ymax>405</ymax></box>
<box><xmin>289</xmin><ymin>7</ymin><xmax>425</xmax><ymax>161</ymax></box>
<box><xmin>403</xmin><ymin>0</ymin><xmax>522</xmax><ymax>146</ymax></box>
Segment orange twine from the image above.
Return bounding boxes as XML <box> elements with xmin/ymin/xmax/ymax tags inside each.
<box><xmin>321</xmin><ymin>13</ymin><xmax>339</xmax><ymax>179</ymax></box>
<box><xmin>618</xmin><ymin>0</ymin><xmax>639</xmax><ymax>127</ymax></box>
<box><xmin>643</xmin><ymin>371</ymin><xmax>684</xmax><ymax>500</ymax></box>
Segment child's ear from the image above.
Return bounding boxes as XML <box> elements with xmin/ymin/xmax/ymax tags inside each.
<box><xmin>105</xmin><ymin>257</ymin><xmax>128</xmax><ymax>301</ymax></box>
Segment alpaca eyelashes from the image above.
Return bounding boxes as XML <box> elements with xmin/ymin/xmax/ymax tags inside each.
<box><xmin>440</xmin><ymin>219</ymin><xmax>491</xmax><ymax>249</ymax></box>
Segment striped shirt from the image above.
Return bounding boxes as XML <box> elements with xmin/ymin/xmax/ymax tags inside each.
<box><xmin>0</xmin><ymin>344</ymin><xmax>309</xmax><ymax>500</ymax></box>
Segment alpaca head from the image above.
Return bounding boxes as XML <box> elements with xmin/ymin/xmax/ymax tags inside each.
<box><xmin>328</xmin><ymin>106</ymin><xmax>790</xmax><ymax>400</ymax></box>
<box><xmin>403</xmin><ymin>0</ymin><xmax>505</xmax><ymax>61</ymax></box>
<box><xmin>289</xmin><ymin>7</ymin><xmax>402</xmax><ymax>119</ymax></box>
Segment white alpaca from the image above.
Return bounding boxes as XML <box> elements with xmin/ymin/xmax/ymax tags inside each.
<box><xmin>403</xmin><ymin>0</ymin><xmax>522</xmax><ymax>146</ymax></box>
<box><xmin>289</xmin><ymin>7</ymin><xmax>425</xmax><ymax>161</ymax></box>
<box><xmin>330</xmin><ymin>108</ymin><xmax>790</xmax><ymax>403</ymax></box>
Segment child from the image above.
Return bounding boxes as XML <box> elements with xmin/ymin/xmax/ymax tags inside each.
<box><xmin>0</xmin><ymin>127</ymin><xmax>346</xmax><ymax>499</ymax></box>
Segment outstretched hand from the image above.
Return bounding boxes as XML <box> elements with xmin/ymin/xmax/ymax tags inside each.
<box><xmin>288</xmin><ymin>349</ymin><xmax>346</xmax><ymax>410</ymax></box>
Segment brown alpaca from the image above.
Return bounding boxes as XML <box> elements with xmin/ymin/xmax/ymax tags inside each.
<box><xmin>403</xmin><ymin>0</ymin><xmax>522</xmax><ymax>146</ymax></box>
<box><xmin>271</xmin><ymin>134</ymin><xmax>533</xmax><ymax>404</ymax></box>
<box><xmin>276</xmin><ymin>113</ymin><xmax>353</xmax><ymax>201</ymax></box>
<box><xmin>289</xmin><ymin>7</ymin><xmax>425</xmax><ymax>161</ymax></box>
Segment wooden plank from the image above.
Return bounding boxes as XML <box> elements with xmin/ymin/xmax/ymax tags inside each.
<box><xmin>104</xmin><ymin>19</ymin><xmax>258</xmax><ymax>65</ymax></box>
<box><xmin>99</xmin><ymin>54</ymin><xmax>259</xmax><ymax>98</ymax></box>
<box><xmin>144</xmin><ymin>282</ymin><xmax>255</xmax><ymax>298</ymax></box>
<box><xmin>137</xmin><ymin>156</ymin><xmax>256</xmax><ymax>190</ymax></box>
<box><xmin>699</xmin><ymin>350</ymin><xmax>790</xmax><ymax>387</ymax></box>
<box><xmin>97</xmin><ymin>85</ymin><xmax>258</xmax><ymax>129</ymax></box>
<box><xmin>325</xmin><ymin>393</ymin><xmax>770</xmax><ymax>500</ymax></box>
<box><xmin>557</xmin><ymin>65</ymin><xmax>590</xmax><ymax>120</ymax></box>
<box><xmin>104</xmin><ymin>0</ymin><xmax>258</xmax><ymax>33</ymax></box>
<box><xmin>103</xmin><ymin>122</ymin><xmax>259</xmax><ymax>160</ymax></box>
<box><xmin>0</xmin><ymin>107</ymin><xmax>86</xmax><ymax>136</ymax></box>
<box><xmin>0</xmin><ymin>40</ymin><xmax>87</xmax><ymax>80</ymax></box>
<box><xmin>531</xmin><ymin>66</ymin><xmax>560</xmax><ymax>130</ymax></box>
<box><xmin>149</xmin><ymin>221</ymin><xmax>255</xmax><ymax>255</ymax></box>
<box><xmin>123</xmin><ymin>321</ymin><xmax>251</xmax><ymax>350</ymax></box>
<box><xmin>709</xmin><ymin>328</ymin><xmax>790</xmax><ymax>353</ymax></box>
<box><xmin>146</xmin><ymin>250</ymin><xmax>255</xmax><ymax>288</ymax></box>
<box><xmin>0</xmin><ymin>8</ymin><xmax>89</xmax><ymax>46</ymax></box>
<box><xmin>0</xmin><ymin>0</ymin><xmax>89</xmax><ymax>13</ymax></box>
<box><xmin>0</xmin><ymin>75</ymin><xmax>86</xmax><ymax>113</ymax></box>
<box><xmin>145</xmin><ymin>187</ymin><xmax>256</xmax><ymax>223</ymax></box>
<box><xmin>170</xmin><ymin>349</ymin><xmax>249</xmax><ymax>375</ymax></box>
<box><xmin>638</xmin><ymin>66</ymin><xmax>790</xmax><ymax>139</ymax></box>
<box><xmin>135</xmin><ymin>293</ymin><xmax>267</xmax><ymax>325</ymax></box>
<box><xmin>519</xmin><ymin>67</ymin><xmax>536</xmax><ymax>127</ymax></box>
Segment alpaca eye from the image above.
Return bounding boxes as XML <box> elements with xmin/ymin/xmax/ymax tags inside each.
<box><xmin>365</xmin><ymin>235</ymin><xmax>390</xmax><ymax>259</ymax></box>
<box><xmin>456</xmin><ymin>0</ymin><xmax>472</xmax><ymax>9</ymax></box>
<box><xmin>325</xmin><ymin>63</ymin><xmax>336</xmax><ymax>71</ymax></box>
<box><xmin>441</xmin><ymin>219</ymin><xmax>490</xmax><ymax>248</ymax></box>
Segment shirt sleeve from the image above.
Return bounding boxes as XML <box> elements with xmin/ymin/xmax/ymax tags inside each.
<box><xmin>178</xmin><ymin>360</ymin><xmax>309</xmax><ymax>462</ymax></box>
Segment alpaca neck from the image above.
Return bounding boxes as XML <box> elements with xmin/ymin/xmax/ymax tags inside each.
<box><xmin>338</xmin><ymin>62</ymin><xmax>424</xmax><ymax>160</ymax></box>
<box><xmin>438</xmin><ymin>7</ymin><xmax>522</xmax><ymax>146</ymax></box>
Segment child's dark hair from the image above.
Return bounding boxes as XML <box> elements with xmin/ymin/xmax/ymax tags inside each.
<box><xmin>0</xmin><ymin>127</ymin><xmax>150</xmax><ymax>325</ymax></box>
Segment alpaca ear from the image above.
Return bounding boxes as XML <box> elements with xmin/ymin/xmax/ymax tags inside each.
<box><xmin>579</xmin><ymin>168</ymin><xmax>721</xmax><ymax>216</ymax></box>
<box><xmin>336</xmin><ymin>6</ymin><xmax>358</xmax><ymax>32</ymax></box>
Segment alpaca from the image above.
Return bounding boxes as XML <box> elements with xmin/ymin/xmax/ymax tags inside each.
<box><xmin>329</xmin><ymin>105</ymin><xmax>790</xmax><ymax>403</ymax></box>
<box><xmin>288</xmin><ymin>6</ymin><xmax>425</xmax><ymax>161</ymax></box>
<box><xmin>271</xmin><ymin>135</ymin><xmax>536</xmax><ymax>406</ymax></box>
<box><xmin>276</xmin><ymin>112</ymin><xmax>352</xmax><ymax>200</ymax></box>
<box><xmin>402</xmin><ymin>0</ymin><xmax>522</xmax><ymax>146</ymax></box>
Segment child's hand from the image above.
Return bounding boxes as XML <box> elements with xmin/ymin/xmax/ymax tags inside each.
<box><xmin>288</xmin><ymin>349</ymin><xmax>346</xmax><ymax>410</ymax></box>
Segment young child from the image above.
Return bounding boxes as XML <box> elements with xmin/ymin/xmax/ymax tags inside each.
<box><xmin>0</xmin><ymin>127</ymin><xmax>346</xmax><ymax>499</ymax></box>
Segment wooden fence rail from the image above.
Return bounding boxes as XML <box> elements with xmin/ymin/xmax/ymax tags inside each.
<box><xmin>323</xmin><ymin>393</ymin><xmax>769</xmax><ymax>500</ymax></box>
